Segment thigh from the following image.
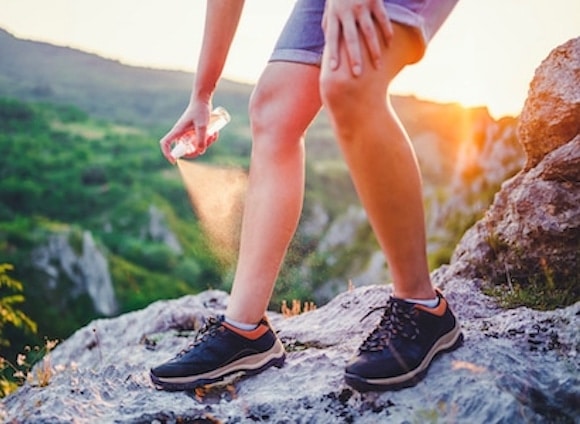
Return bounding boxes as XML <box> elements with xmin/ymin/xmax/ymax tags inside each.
<box><xmin>320</xmin><ymin>21</ymin><xmax>422</xmax><ymax>106</ymax></box>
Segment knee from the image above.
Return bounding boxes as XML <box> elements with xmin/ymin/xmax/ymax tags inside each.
<box><xmin>319</xmin><ymin>68</ymin><xmax>360</xmax><ymax>118</ymax></box>
<box><xmin>248</xmin><ymin>83</ymin><xmax>272</xmax><ymax>137</ymax></box>
<box><xmin>248</xmin><ymin>84</ymin><xmax>304</xmax><ymax>157</ymax></box>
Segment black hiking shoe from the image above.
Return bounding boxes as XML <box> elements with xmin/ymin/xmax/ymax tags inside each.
<box><xmin>345</xmin><ymin>290</ymin><xmax>463</xmax><ymax>392</ymax></box>
<box><xmin>150</xmin><ymin>315</ymin><xmax>286</xmax><ymax>391</ymax></box>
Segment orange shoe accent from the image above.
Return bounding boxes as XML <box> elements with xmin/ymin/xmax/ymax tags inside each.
<box><xmin>222</xmin><ymin>321</ymin><xmax>270</xmax><ymax>340</ymax></box>
<box><xmin>414</xmin><ymin>297</ymin><xmax>448</xmax><ymax>317</ymax></box>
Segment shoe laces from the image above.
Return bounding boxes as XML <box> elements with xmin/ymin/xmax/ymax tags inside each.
<box><xmin>176</xmin><ymin>315</ymin><xmax>223</xmax><ymax>357</ymax></box>
<box><xmin>359</xmin><ymin>299</ymin><xmax>419</xmax><ymax>352</ymax></box>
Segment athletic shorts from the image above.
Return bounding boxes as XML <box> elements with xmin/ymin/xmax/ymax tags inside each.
<box><xmin>270</xmin><ymin>0</ymin><xmax>459</xmax><ymax>66</ymax></box>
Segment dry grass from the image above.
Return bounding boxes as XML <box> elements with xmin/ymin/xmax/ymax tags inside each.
<box><xmin>281</xmin><ymin>299</ymin><xmax>317</xmax><ymax>318</ymax></box>
<box><xmin>0</xmin><ymin>338</ymin><xmax>59</xmax><ymax>397</ymax></box>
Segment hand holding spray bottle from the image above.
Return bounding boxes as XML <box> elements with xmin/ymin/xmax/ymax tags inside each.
<box><xmin>170</xmin><ymin>106</ymin><xmax>231</xmax><ymax>160</ymax></box>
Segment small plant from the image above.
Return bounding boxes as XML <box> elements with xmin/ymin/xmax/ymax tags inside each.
<box><xmin>482</xmin><ymin>257</ymin><xmax>578</xmax><ymax>311</ymax></box>
<box><xmin>0</xmin><ymin>338</ymin><xmax>59</xmax><ymax>397</ymax></box>
<box><xmin>483</xmin><ymin>279</ymin><xmax>575</xmax><ymax>311</ymax></box>
<box><xmin>193</xmin><ymin>381</ymin><xmax>237</xmax><ymax>403</ymax></box>
<box><xmin>414</xmin><ymin>401</ymin><xmax>458</xmax><ymax>424</ymax></box>
<box><xmin>347</xmin><ymin>279</ymin><xmax>355</xmax><ymax>292</ymax></box>
<box><xmin>281</xmin><ymin>299</ymin><xmax>317</xmax><ymax>318</ymax></box>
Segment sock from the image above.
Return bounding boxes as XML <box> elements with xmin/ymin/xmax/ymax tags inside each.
<box><xmin>225</xmin><ymin>316</ymin><xmax>258</xmax><ymax>331</ymax></box>
<box><xmin>405</xmin><ymin>297</ymin><xmax>439</xmax><ymax>308</ymax></box>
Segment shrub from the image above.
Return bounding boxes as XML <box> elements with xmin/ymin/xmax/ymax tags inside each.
<box><xmin>0</xmin><ymin>264</ymin><xmax>36</xmax><ymax>347</ymax></box>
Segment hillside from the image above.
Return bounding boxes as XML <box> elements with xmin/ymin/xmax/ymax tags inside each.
<box><xmin>0</xmin><ymin>27</ymin><xmax>484</xmax><ymax>178</ymax></box>
<box><xmin>0</xmin><ymin>28</ymin><xmax>252</xmax><ymax>132</ymax></box>
<box><xmin>0</xmin><ymin>99</ymin><xmax>228</xmax><ymax>353</ymax></box>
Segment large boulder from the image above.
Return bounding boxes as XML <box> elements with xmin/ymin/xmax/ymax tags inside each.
<box><xmin>452</xmin><ymin>37</ymin><xmax>580</xmax><ymax>293</ymax></box>
<box><xmin>451</xmin><ymin>135</ymin><xmax>580</xmax><ymax>289</ymax></box>
<box><xmin>518</xmin><ymin>37</ymin><xmax>580</xmax><ymax>170</ymax></box>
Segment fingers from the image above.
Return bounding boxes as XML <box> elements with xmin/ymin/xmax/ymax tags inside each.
<box><xmin>159</xmin><ymin>127</ymin><xmax>184</xmax><ymax>164</ymax></box>
<box><xmin>159</xmin><ymin>103</ymin><xmax>212</xmax><ymax>164</ymax></box>
<box><xmin>341</xmin><ymin>13</ymin><xmax>362</xmax><ymax>76</ymax></box>
<box><xmin>323</xmin><ymin>0</ymin><xmax>393</xmax><ymax>76</ymax></box>
<box><xmin>181</xmin><ymin>132</ymin><xmax>218</xmax><ymax>159</ymax></box>
<box><xmin>359</xmin><ymin>1</ymin><xmax>393</xmax><ymax>69</ymax></box>
<box><xmin>370</xmin><ymin>0</ymin><xmax>394</xmax><ymax>51</ymax></box>
<box><xmin>195</xmin><ymin>124</ymin><xmax>208</xmax><ymax>156</ymax></box>
<box><xmin>323</xmin><ymin>8</ymin><xmax>341</xmax><ymax>71</ymax></box>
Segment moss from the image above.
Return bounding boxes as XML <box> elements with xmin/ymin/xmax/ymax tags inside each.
<box><xmin>483</xmin><ymin>273</ymin><xmax>579</xmax><ymax>310</ymax></box>
<box><xmin>67</xmin><ymin>226</ymin><xmax>84</xmax><ymax>256</ymax></box>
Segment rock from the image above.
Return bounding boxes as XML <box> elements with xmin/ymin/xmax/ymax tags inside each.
<box><xmin>30</xmin><ymin>228</ymin><xmax>118</xmax><ymax>317</ymax></box>
<box><xmin>518</xmin><ymin>37</ymin><xmax>580</xmax><ymax>170</ymax></box>
<box><xmin>451</xmin><ymin>136</ymin><xmax>580</xmax><ymax>288</ymax></box>
<box><xmin>317</xmin><ymin>205</ymin><xmax>368</xmax><ymax>254</ymax></box>
<box><xmin>426</xmin><ymin>111</ymin><xmax>524</xmax><ymax>268</ymax></box>
<box><xmin>451</xmin><ymin>37</ymin><xmax>580</xmax><ymax>291</ymax></box>
<box><xmin>1</xmin><ymin>284</ymin><xmax>577</xmax><ymax>423</ymax></box>
<box><xmin>143</xmin><ymin>205</ymin><xmax>182</xmax><ymax>254</ymax></box>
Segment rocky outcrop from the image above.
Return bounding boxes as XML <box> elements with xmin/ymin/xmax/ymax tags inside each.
<box><xmin>1</xmin><ymin>284</ymin><xmax>577</xmax><ymax>423</ymax></box>
<box><xmin>452</xmin><ymin>36</ymin><xmax>580</xmax><ymax>290</ymax></box>
<box><xmin>451</xmin><ymin>136</ymin><xmax>580</xmax><ymax>287</ymax></box>
<box><xmin>143</xmin><ymin>205</ymin><xmax>182</xmax><ymax>255</ymax></box>
<box><xmin>3</xmin><ymin>37</ymin><xmax>579</xmax><ymax>424</ymax></box>
<box><xmin>28</xmin><ymin>204</ymin><xmax>182</xmax><ymax>320</ymax></box>
<box><xmin>30</xmin><ymin>228</ymin><xmax>117</xmax><ymax>316</ymax></box>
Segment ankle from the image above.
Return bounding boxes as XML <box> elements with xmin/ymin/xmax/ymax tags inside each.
<box><xmin>392</xmin><ymin>286</ymin><xmax>436</xmax><ymax>301</ymax></box>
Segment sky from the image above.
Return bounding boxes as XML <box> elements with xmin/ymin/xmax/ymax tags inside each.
<box><xmin>0</xmin><ymin>0</ymin><xmax>579</xmax><ymax>119</ymax></box>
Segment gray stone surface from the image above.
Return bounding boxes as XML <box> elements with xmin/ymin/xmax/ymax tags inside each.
<box><xmin>1</xmin><ymin>284</ymin><xmax>577</xmax><ymax>423</ymax></box>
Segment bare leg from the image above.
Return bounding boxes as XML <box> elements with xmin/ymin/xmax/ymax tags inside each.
<box><xmin>226</xmin><ymin>62</ymin><xmax>322</xmax><ymax>324</ymax></box>
<box><xmin>320</xmin><ymin>23</ymin><xmax>434</xmax><ymax>300</ymax></box>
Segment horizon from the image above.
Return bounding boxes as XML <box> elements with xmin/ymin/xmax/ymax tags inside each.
<box><xmin>1</xmin><ymin>0</ymin><xmax>579</xmax><ymax>119</ymax></box>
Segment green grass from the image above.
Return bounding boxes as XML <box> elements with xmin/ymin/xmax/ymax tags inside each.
<box><xmin>483</xmin><ymin>274</ymin><xmax>578</xmax><ymax>310</ymax></box>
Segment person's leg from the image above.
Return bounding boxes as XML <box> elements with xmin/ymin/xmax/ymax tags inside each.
<box><xmin>226</xmin><ymin>61</ymin><xmax>322</xmax><ymax>325</ymax></box>
<box><xmin>150</xmin><ymin>61</ymin><xmax>322</xmax><ymax>390</ymax></box>
<box><xmin>151</xmin><ymin>0</ymin><xmax>328</xmax><ymax>391</ymax></box>
<box><xmin>321</xmin><ymin>20</ymin><xmax>462</xmax><ymax>392</ymax></box>
<box><xmin>320</xmin><ymin>22</ymin><xmax>432</xmax><ymax>300</ymax></box>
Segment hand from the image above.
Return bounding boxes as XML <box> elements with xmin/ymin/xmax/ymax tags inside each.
<box><xmin>159</xmin><ymin>100</ymin><xmax>217</xmax><ymax>164</ymax></box>
<box><xmin>322</xmin><ymin>0</ymin><xmax>393</xmax><ymax>76</ymax></box>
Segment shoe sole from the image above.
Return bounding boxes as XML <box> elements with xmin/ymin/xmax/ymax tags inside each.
<box><xmin>344</xmin><ymin>324</ymin><xmax>464</xmax><ymax>392</ymax></box>
<box><xmin>150</xmin><ymin>339</ymin><xmax>286</xmax><ymax>391</ymax></box>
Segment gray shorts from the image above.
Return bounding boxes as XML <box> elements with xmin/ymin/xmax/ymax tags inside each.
<box><xmin>270</xmin><ymin>0</ymin><xmax>459</xmax><ymax>66</ymax></box>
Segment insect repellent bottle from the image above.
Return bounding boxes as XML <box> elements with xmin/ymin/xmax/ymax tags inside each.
<box><xmin>170</xmin><ymin>106</ymin><xmax>231</xmax><ymax>160</ymax></box>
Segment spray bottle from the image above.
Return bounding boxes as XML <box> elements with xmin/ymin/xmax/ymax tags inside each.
<box><xmin>170</xmin><ymin>106</ymin><xmax>231</xmax><ymax>160</ymax></box>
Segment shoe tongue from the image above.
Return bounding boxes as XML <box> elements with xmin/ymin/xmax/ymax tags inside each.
<box><xmin>386</xmin><ymin>297</ymin><xmax>417</xmax><ymax>320</ymax></box>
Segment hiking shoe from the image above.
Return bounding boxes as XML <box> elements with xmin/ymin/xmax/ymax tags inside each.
<box><xmin>345</xmin><ymin>290</ymin><xmax>463</xmax><ymax>392</ymax></box>
<box><xmin>150</xmin><ymin>315</ymin><xmax>286</xmax><ymax>391</ymax></box>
